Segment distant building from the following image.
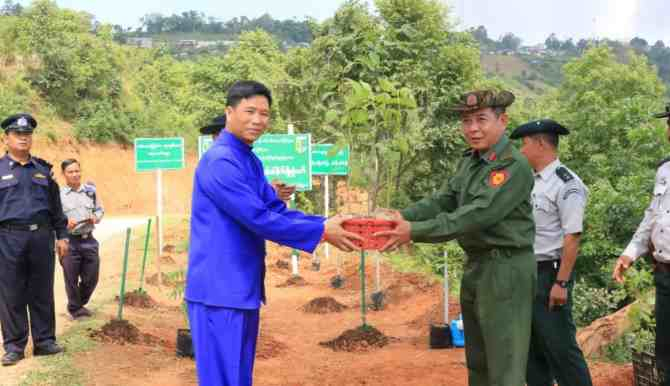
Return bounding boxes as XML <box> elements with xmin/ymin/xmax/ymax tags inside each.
<box><xmin>175</xmin><ymin>40</ymin><xmax>197</xmax><ymax>50</ymax></box>
<box><xmin>126</xmin><ymin>37</ymin><xmax>153</xmax><ymax>49</ymax></box>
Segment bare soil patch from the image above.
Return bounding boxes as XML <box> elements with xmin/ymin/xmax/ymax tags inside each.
<box><xmin>301</xmin><ymin>297</ymin><xmax>347</xmax><ymax>314</ymax></box>
<box><xmin>116</xmin><ymin>289</ymin><xmax>157</xmax><ymax>309</ymax></box>
<box><xmin>276</xmin><ymin>275</ymin><xmax>308</xmax><ymax>288</ymax></box>
<box><xmin>319</xmin><ymin>325</ymin><xmax>391</xmax><ymax>352</ymax></box>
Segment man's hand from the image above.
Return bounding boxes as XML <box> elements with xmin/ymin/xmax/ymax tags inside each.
<box><xmin>67</xmin><ymin>218</ymin><xmax>77</xmax><ymax>231</ymax></box>
<box><xmin>548</xmin><ymin>284</ymin><xmax>568</xmax><ymax>310</ymax></box>
<box><xmin>323</xmin><ymin>215</ymin><xmax>364</xmax><ymax>252</ymax></box>
<box><xmin>374</xmin><ymin>218</ymin><xmax>411</xmax><ymax>253</ymax></box>
<box><xmin>56</xmin><ymin>239</ymin><xmax>69</xmax><ymax>260</ymax></box>
<box><xmin>613</xmin><ymin>255</ymin><xmax>634</xmax><ymax>284</ymax></box>
<box><xmin>271</xmin><ymin>180</ymin><xmax>296</xmax><ymax>201</ymax></box>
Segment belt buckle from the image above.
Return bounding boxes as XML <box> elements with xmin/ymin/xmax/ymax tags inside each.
<box><xmin>29</xmin><ymin>224</ymin><xmax>38</xmax><ymax>231</ymax></box>
<box><xmin>82</xmin><ymin>233</ymin><xmax>89</xmax><ymax>239</ymax></box>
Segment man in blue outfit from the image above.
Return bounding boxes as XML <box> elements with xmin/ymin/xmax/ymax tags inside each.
<box><xmin>185</xmin><ymin>80</ymin><xmax>361</xmax><ymax>386</ymax></box>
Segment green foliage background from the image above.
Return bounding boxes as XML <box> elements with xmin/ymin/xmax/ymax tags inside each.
<box><xmin>1</xmin><ymin>0</ymin><xmax>668</xmax><ymax>353</ymax></box>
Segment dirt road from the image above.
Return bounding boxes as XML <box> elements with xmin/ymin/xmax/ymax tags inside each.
<box><xmin>0</xmin><ymin>216</ymin><xmax>150</xmax><ymax>385</ymax></box>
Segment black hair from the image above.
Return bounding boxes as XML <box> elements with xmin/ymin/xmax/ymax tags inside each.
<box><xmin>530</xmin><ymin>132</ymin><xmax>559</xmax><ymax>148</ymax></box>
<box><xmin>61</xmin><ymin>158</ymin><xmax>79</xmax><ymax>172</ymax></box>
<box><xmin>226</xmin><ymin>80</ymin><xmax>273</xmax><ymax>108</ymax></box>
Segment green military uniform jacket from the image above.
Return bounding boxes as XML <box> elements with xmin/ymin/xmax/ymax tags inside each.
<box><xmin>401</xmin><ymin>135</ymin><xmax>535</xmax><ymax>255</ymax></box>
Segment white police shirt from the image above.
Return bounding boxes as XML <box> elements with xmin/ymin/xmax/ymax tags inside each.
<box><xmin>623</xmin><ymin>159</ymin><xmax>670</xmax><ymax>263</ymax></box>
<box><xmin>531</xmin><ymin>159</ymin><xmax>588</xmax><ymax>261</ymax></box>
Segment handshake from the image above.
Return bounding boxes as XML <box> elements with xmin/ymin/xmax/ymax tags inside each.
<box><xmin>321</xmin><ymin>209</ymin><xmax>412</xmax><ymax>253</ymax></box>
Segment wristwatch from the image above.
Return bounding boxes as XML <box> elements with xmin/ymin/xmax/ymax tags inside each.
<box><xmin>555</xmin><ymin>280</ymin><xmax>568</xmax><ymax>288</ymax></box>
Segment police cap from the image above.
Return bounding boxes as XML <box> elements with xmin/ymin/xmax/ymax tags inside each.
<box><xmin>510</xmin><ymin>119</ymin><xmax>569</xmax><ymax>139</ymax></box>
<box><xmin>1</xmin><ymin>113</ymin><xmax>37</xmax><ymax>134</ymax></box>
<box><xmin>200</xmin><ymin>115</ymin><xmax>226</xmax><ymax>135</ymax></box>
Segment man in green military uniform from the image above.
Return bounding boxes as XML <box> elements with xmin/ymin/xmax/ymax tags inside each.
<box><xmin>375</xmin><ymin>90</ymin><xmax>536</xmax><ymax>386</ymax></box>
<box><xmin>511</xmin><ymin>119</ymin><xmax>593</xmax><ymax>386</ymax></box>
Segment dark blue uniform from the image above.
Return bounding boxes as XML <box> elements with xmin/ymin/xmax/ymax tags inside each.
<box><xmin>0</xmin><ymin>153</ymin><xmax>68</xmax><ymax>356</ymax></box>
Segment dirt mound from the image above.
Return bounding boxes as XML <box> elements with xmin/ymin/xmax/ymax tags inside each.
<box><xmin>90</xmin><ymin>319</ymin><xmax>165</xmax><ymax>346</ymax></box>
<box><xmin>301</xmin><ymin>297</ymin><xmax>347</xmax><ymax>314</ymax></box>
<box><xmin>256</xmin><ymin>333</ymin><xmax>288</xmax><ymax>360</ymax></box>
<box><xmin>115</xmin><ymin>290</ymin><xmax>156</xmax><ymax>308</ymax></box>
<box><xmin>590</xmin><ymin>362</ymin><xmax>634</xmax><ymax>386</ymax></box>
<box><xmin>407</xmin><ymin>300</ymin><xmax>462</xmax><ymax>330</ymax></box>
<box><xmin>384</xmin><ymin>273</ymin><xmax>440</xmax><ymax>304</ymax></box>
<box><xmin>146</xmin><ymin>272</ymin><xmax>184</xmax><ymax>287</ymax></box>
<box><xmin>319</xmin><ymin>325</ymin><xmax>391</xmax><ymax>352</ymax></box>
<box><xmin>160</xmin><ymin>254</ymin><xmax>176</xmax><ymax>265</ymax></box>
<box><xmin>276</xmin><ymin>276</ymin><xmax>308</xmax><ymax>288</ymax></box>
<box><xmin>274</xmin><ymin>259</ymin><xmax>290</xmax><ymax>270</ymax></box>
<box><xmin>90</xmin><ymin>319</ymin><xmax>140</xmax><ymax>344</ymax></box>
<box><xmin>577</xmin><ymin>303</ymin><xmax>633</xmax><ymax>357</ymax></box>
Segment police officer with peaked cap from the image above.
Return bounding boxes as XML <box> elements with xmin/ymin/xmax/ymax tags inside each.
<box><xmin>614</xmin><ymin>103</ymin><xmax>670</xmax><ymax>384</ymax></box>
<box><xmin>511</xmin><ymin>119</ymin><xmax>593</xmax><ymax>386</ymax></box>
<box><xmin>0</xmin><ymin>113</ymin><xmax>68</xmax><ymax>366</ymax></box>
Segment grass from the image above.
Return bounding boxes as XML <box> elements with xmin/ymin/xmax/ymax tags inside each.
<box><xmin>19</xmin><ymin>319</ymin><xmax>103</xmax><ymax>386</ymax></box>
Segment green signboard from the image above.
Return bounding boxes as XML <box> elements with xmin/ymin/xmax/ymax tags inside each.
<box><xmin>134</xmin><ymin>137</ymin><xmax>185</xmax><ymax>172</ymax></box>
<box><xmin>253</xmin><ymin>134</ymin><xmax>312</xmax><ymax>191</ymax></box>
<box><xmin>198</xmin><ymin>135</ymin><xmax>214</xmax><ymax>160</ymax></box>
<box><xmin>312</xmin><ymin>144</ymin><xmax>350</xmax><ymax>175</ymax></box>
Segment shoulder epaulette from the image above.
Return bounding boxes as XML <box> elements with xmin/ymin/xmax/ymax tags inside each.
<box><xmin>556</xmin><ymin>166</ymin><xmax>574</xmax><ymax>183</ymax></box>
<box><xmin>33</xmin><ymin>157</ymin><xmax>53</xmax><ymax>170</ymax></box>
<box><xmin>658</xmin><ymin>157</ymin><xmax>670</xmax><ymax>168</ymax></box>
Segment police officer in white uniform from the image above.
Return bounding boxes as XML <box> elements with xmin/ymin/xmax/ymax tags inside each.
<box><xmin>614</xmin><ymin>104</ymin><xmax>670</xmax><ymax>385</ymax></box>
<box><xmin>512</xmin><ymin>119</ymin><xmax>593</xmax><ymax>386</ymax></box>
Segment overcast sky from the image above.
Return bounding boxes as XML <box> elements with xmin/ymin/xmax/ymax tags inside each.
<box><xmin>18</xmin><ymin>0</ymin><xmax>670</xmax><ymax>45</ymax></box>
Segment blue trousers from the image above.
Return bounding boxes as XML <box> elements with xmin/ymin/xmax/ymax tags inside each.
<box><xmin>187</xmin><ymin>302</ymin><xmax>260</xmax><ymax>386</ymax></box>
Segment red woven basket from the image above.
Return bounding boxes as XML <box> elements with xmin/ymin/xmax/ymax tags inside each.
<box><xmin>342</xmin><ymin>218</ymin><xmax>397</xmax><ymax>250</ymax></box>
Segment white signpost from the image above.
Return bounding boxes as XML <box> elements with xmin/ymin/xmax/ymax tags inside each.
<box><xmin>134</xmin><ymin>137</ymin><xmax>185</xmax><ymax>282</ymax></box>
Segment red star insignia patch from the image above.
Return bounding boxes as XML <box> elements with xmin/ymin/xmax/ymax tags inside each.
<box><xmin>489</xmin><ymin>169</ymin><xmax>509</xmax><ymax>187</ymax></box>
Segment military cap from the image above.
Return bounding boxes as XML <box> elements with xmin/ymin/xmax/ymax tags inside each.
<box><xmin>653</xmin><ymin>103</ymin><xmax>670</xmax><ymax>119</ymax></box>
<box><xmin>1</xmin><ymin>113</ymin><xmax>37</xmax><ymax>134</ymax></box>
<box><xmin>510</xmin><ymin>119</ymin><xmax>569</xmax><ymax>139</ymax></box>
<box><xmin>200</xmin><ymin>115</ymin><xmax>226</xmax><ymax>135</ymax></box>
<box><xmin>450</xmin><ymin>90</ymin><xmax>515</xmax><ymax>113</ymax></box>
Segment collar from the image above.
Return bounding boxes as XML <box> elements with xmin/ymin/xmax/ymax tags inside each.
<box><xmin>535</xmin><ymin>158</ymin><xmax>561</xmax><ymax>181</ymax></box>
<box><xmin>477</xmin><ymin>135</ymin><xmax>510</xmax><ymax>163</ymax></box>
<box><xmin>63</xmin><ymin>184</ymin><xmax>85</xmax><ymax>194</ymax></box>
<box><xmin>2</xmin><ymin>153</ymin><xmax>38</xmax><ymax>169</ymax></box>
<box><xmin>221</xmin><ymin>130</ymin><xmax>252</xmax><ymax>152</ymax></box>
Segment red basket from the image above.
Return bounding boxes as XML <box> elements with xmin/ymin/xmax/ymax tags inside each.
<box><xmin>342</xmin><ymin>218</ymin><xmax>397</xmax><ymax>250</ymax></box>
